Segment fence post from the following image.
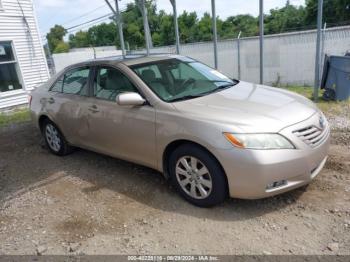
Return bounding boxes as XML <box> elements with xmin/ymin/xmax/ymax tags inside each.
<box><xmin>170</xmin><ymin>0</ymin><xmax>180</xmax><ymax>54</ymax></box>
<box><xmin>211</xmin><ymin>0</ymin><xmax>218</xmax><ymax>69</ymax></box>
<box><xmin>259</xmin><ymin>0</ymin><xmax>264</xmax><ymax>84</ymax></box>
<box><xmin>92</xmin><ymin>46</ymin><xmax>96</xmax><ymax>59</ymax></box>
<box><xmin>314</xmin><ymin>0</ymin><xmax>323</xmax><ymax>102</ymax></box>
<box><xmin>237</xmin><ymin>31</ymin><xmax>242</xmax><ymax>79</ymax></box>
<box><xmin>320</xmin><ymin>22</ymin><xmax>327</xmax><ymax>79</ymax></box>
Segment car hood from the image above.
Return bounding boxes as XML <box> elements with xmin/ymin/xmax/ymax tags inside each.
<box><xmin>172</xmin><ymin>81</ymin><xmax>318</xmax><ymax>133</ymax></box>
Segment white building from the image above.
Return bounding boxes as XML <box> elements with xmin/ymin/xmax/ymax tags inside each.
<box><xmin>0</xmin><ymin>0</ymin><xmax>49</xmax><ymax>109</ymax></box>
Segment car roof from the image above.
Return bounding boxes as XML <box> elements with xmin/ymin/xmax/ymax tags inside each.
<box><xmin>70</xmin><ymin>54</ymin><xmax>194</xmax><ymax>68</ymax></box>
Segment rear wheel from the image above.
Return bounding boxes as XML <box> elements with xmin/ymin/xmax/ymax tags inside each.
<box><xmin>42</xmin><ymin>119</ymin><xmax>73</xmax><ymax>156</ymax></box>
<box><xmin>169</xmin><ymin>144</ymin><xmax>227</xmax><ymax>207</ymax></box>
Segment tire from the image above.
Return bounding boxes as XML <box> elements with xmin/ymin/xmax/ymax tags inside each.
<box><xmin>42</xmin><ymin>119</ymin><xmax>73</xmax><ymax>156</ymax></box>
<box><xmin>169</xmin><ymin>144</ymin><xmax>227</xmax><ymax>207</ymax></box>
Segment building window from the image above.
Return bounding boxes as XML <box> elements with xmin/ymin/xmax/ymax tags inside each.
<box><xmin>0</xmin><ymin>42</ymin><xmax>23</xmax><ymax>92</ymax></box>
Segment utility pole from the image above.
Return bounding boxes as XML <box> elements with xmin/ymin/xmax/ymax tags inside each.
<box><xmin>211</xmin><ymin>0</ymin><xmax>218</xmax><ymax>69</ymax></box>
<box><xmin>259</xmin><ymin>0</ymin><xmax>264</xmax><ymax>84</ymax></box>
<box><xmin>136</xmin><ymin>0</ymin><xmax>152</xmax><ymax>55</ymax></box>
<box><xmin>237</xmin><ymin>31</ymin><xmax>242</xmax><ymax>79</ymax></box>
<box><xmin>104</xmin><ymin>0</ymin><xmax>125</xmax><ymax>57</ymax></box>
<box><xmin>170</xmin><ymin>0</ymin><xmax>180</xmax><ymax>54</ymax></box>
<box><xmin>314</xmin><ymin>0</ymin><xmax>324</xmax><ymax>102</ymax></box>
<box><xmin>115</xmin><ymin>0</ymin><xmax>125</xmax><ymax>57</ymax></box>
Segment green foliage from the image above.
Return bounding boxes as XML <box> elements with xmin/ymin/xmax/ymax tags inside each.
<box><xmin>46</xmin><ymin>25</ymin><xmax>67</xmax><ymax>53</ymax></box>
<box><xmin>87</xmin><ymin>23</ymin><xmax>118</xmax><ymax>47</ymax></box>
<box><xmin>53</xmin><ymin>0</ymin><xmax>350</xmax><ymax>51</ymax></box>
<box><xmin>177</xmin><ymin>11</ymin><xmax>199</xmax><ymax>43</ymax></box>
<box><xmin>265</xmin><ymin>3</ymin><xmax>306</xmax><ymax>33</ymax></box>
<box><xmin>283</xmin><ymin>85</ymin><xmax>350</xmax><ymax>114</ymax></box>
<box><xmin>224</xmin><ymin>15</ymin><xmax>259</xmax><ymax>37</ymax></box>
<box><xmin>197</xmin><ymin>13</ymin><xmax>213</xmax><ymax>41</ymax></box>
<box><xmin>305</xmin><ymin>0</ymin><xmax>350</xmax><ymax>26</ymax></box>
<box><xmin>69</xmin><ymin>31</ymin><xmax>89</xmax><ymax>48</ymax></box>
<box><xmin>157</xmin><ymin>11</ymin><xmax>175</xmax><ymax>46</ymax></box>
<box><xmin>121</xmin><ymin>2</ymin><xmax>146</xmax><ymax>49</ymax></box>
<box><xmin>0</xmin><ymin>109</ymin><xmax>30</xmax><ymax>126</ymax></box>
<box><xmin>53</xmin><ymin>41</ymin><xmax>70</xmax><ymax>53</ymax></box>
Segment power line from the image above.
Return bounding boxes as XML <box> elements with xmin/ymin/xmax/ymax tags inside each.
<box><xmin>62</xmin><ymin>4</ymin><xmax>107</xmax><ymax>26</ymax></box>
<box><xmin>66</xmin><ymin>17</ymin><xmax>112</xmax><ymax>34</ymax></box>
<box><xmin>42</xmin><ymin>6</ymin><xmax>127</xmax><ymax>41</ymax></box>
<box><xmin>41</xmin><ymin>4</ymin><xmax>109</xmax><ymax>36</ymax></box>
<box><xmin>65</xmin><ymin>13</ymin><xmax>113</xmax><ymax>31</ymax></box>
<box><xmin>66</xmin><ymin>8</ymin><xmax>127</xmax><ymax>34</ymax></box>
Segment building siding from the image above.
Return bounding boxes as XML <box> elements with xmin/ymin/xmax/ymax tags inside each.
<box><xmin>0</xmin><ymin>0</ymin><xmax>49</xmax><ymax>109</ymax></box>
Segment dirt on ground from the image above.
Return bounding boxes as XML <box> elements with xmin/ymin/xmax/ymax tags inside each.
<box><xmin>0</xmin><ymin>115</ymin><xmax>349</xmax><ymax>255</ymax></box>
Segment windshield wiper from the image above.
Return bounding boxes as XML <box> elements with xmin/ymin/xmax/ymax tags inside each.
<box><xmin>168</xmin><ymin>80</ymin><xmax>239</xmax><ymax>102</ymax></box>
<box><xmin>198</xmin><ymin>82</ymin><xmax>237</xmax><ymax>96</ymax></box>
<box><xmin>168</xmin><ymin>94</ymin><xmax>202</xmax><ymax>102</ymax></box>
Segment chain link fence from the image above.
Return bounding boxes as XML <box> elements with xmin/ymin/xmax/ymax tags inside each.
<box><xmin>130</xmin><ymin>26</ymin><xmax>350</xmax><ymax>86</ymax></box>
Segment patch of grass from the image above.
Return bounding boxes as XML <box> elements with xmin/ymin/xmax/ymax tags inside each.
<box><xmin>283</xmin><ymin>85</ymin><xmax>314</xmax><ymax>98</ymax></box>
<box><xmin>0</xmin><ymin>109</ymin><xmax>31</xmax><ymax>126</ymax></box>
<box><xmin>281</xmin><ymin>86</ymin><xmax>350</xmax><ymax>115</ymax></box>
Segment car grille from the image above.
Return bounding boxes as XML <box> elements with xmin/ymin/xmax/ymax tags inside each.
<box><xmin>293</xmin><ymin>124</ymin><xmax>329</xmax><ymax>148</ymax></box>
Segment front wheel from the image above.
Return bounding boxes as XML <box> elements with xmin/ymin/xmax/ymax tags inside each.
<box><xmin>169</xmin><ymin>144</ymin><xmax>228</xmax><ymax>207</ymax></box>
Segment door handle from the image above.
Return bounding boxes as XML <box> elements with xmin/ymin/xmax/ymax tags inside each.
<box><xmin>48</xmin><ymin>97</ymin><xmax>55</xmax><ymax>104</ymax></box>
<box><xmin>88</xmin><ymin>104</ymin><xmax>99</xmax><ymax>113</ymax></box>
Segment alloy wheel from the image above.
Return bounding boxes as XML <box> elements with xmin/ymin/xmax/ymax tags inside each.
<box><xmin>45</xmin><ymin>123</ymin><xmax>61</xmax><ymax>152</ymax></box>
<box><xmin>175</xmin><ymin>156</ymin><xmax>212</xmax><ymax>199</ymax></box>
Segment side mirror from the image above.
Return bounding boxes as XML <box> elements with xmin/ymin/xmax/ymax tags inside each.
<box><xmin>116</xmin><ymin>92</ymin><xmax>146</xmax><ymax>106</ymax></box>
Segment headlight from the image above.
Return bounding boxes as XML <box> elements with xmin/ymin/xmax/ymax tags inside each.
<box><xmin>223</xmin><ymin>133</ymin><xmax>295</xmax><ymax>149</ymax></box>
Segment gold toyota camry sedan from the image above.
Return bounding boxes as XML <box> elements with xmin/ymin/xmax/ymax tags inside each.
<box><xmin>30</xmin><ymin>54</ymin><xmax>330</xmax><ymax>207</ymax></box>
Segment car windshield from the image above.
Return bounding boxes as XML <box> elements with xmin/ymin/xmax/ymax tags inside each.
<box><xmin>131</xmin><ymin>58</ymin><xmax>238</xmax><ymax>102</ymax></box>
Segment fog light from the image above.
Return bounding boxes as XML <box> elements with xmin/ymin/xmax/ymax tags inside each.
<box><xmin>266</xmin><ymin>180</ymin><xmax>287</xmax><ymax>190</ymax></box>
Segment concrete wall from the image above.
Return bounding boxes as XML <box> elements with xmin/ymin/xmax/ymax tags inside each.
<box><xmin>52</xmin><ymin>49</ymin><xmax>122</xmax><ymax>73</ymax></box>
<box><xmin>132</xmin><ymin>26</ymin><xmax>350</xmax><ymax>86</ymax></box>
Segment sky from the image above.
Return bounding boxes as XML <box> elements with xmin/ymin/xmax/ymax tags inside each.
<box><xmin>34</xmin><ymin>0</ymin><xmax>306</xmax><ymax>40</ymax></box>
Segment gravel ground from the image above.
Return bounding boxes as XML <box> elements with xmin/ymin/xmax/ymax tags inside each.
<box><xmin>0</xmin><ymin>110</ymin><xmax>349</xmax><ymax>255</ymax></box>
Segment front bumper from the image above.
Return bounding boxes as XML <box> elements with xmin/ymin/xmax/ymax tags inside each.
<box><xmin>216</xmin><ymin>115</ymin><xmax>330</xmax><ymax>199</ymax></box>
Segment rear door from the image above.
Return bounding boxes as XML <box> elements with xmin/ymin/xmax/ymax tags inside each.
<box><xmin>81</xmin><ymin>65</ymin><xmax>157</xmax><ymax>168</ymax></box>
<box><xmin>45</xmin><ymin>66</ymin><xmax>93</xmax><ymax>145</ymax></box>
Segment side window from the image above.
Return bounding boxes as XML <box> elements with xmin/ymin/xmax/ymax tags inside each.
<box><xmin>50</xmin><ymin>76</ymin><xmax>63</xmax><ymax>92</ymax></box>
<box><xmin>94</xmin><ymin>66</ymin><xmax>137</xmax><ymax>101</ymax></box>
<box><xmin>62</xmin><ymin>67</ymin><xmax>90</xmax><ymax>95</ymax></box>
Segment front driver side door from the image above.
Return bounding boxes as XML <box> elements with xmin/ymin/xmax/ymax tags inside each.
<box><xmin>82</xmin><ymin>65</ymin><xmax>157</xmax><ymax>168</ymax></box>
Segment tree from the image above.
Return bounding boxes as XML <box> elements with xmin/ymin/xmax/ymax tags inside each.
<box><xmin>305</xmin><ymin>0</ymin><xmax>350</xmax><ymax>26</ymax></box>
<box><xmin>122</xmin><ymin>2</ymin><xmax>145</xmax><ymax>49</ymax></box>
<box><xmin>87</xmin><ymin>22</ymin><xmax>117</xmax><ymax>47</ymax></box>
<box><xmin>69</xmin><ymin>31</ymin><xmax>89</xmax><ymax>48</ymax></box>
<box><xmin>265</xmin><ymin>3</ymin><xmax>306</xmax><ymax>34</ymax></box>
<box><xmin>51</xmin><ymin>0</ymin><xmax>350</xmax><ymax>51</ymax></box>
<box><xmin>178</xmin><ymin>11</ymin><xmax>198</xmax><ymax>43</ymax></box>
<box><xmin>53</xmin><ymin>41</ymin><xmax>70</xmax><ymax>53</ymax></box>
<box><xmin>46</xmin><ymin>25</ymin><xmax>67</xmax><ymax>53</ymax></box>
<box><xmin>157</xmin><ymin>11</ymin><xmax>175</xmax><ymax>46</ymax></box>
<box><xmin>197</xmin><ymin>13</ymin><xmax>213</xmax><ymax>41</ymax></box>
<box><xmin>224</xmin><ymin>15</ymin><xmax>259</xmax><ymax>37</ymax></box>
